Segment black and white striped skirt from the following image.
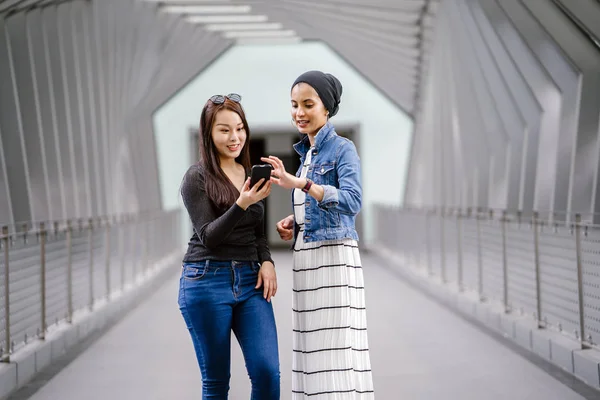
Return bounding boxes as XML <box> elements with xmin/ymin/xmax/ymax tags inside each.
<box><xmin>292</xmin><ymin>235</ymin><xmax>375</xmax><ymax>399</ymax></box>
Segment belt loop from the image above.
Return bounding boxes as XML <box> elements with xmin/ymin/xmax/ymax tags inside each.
<box><xmin>205</xmin><ymin>259</ymin><xmax>210</xmax><ymax>270</ymax></box>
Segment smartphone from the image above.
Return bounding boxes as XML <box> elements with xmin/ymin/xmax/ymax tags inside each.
<box><xmin>250</xmin><ymin>164</ymin><xmax>273</xmax><ymax>190</ymax></box>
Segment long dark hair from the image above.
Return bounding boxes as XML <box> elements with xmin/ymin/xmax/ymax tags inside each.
<box><xmin>198</xmin><ymin>98</ymin><xmax>251</xmax><ymax>210</ymax></box>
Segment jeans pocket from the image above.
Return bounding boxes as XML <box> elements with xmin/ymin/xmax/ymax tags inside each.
<box><xmin>250</xmin><ymin>261</ymin><xmax>261</xmax><ymax>273</ymax></box>
<box><xmin>182</xmin><ymin>263</ymin><xmax>207</xmax><ymax>281</ymax></box>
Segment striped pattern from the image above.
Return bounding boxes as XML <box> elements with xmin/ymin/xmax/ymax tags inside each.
<box><xmin>292</xmin><ymin>148</ymin><xmax>374</xmax><ymax>399</ymax></box>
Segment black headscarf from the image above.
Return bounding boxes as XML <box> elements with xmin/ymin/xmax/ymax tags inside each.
<box><xmin>291</xmin><ymin>70</ymin><xmax>343</xmax><ymax>117</ymax></box>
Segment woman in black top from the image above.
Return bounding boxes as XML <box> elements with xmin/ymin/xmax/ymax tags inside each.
<box><xmin>178</xmin><ymin>93</ymin><xmax>280</xmax><ymax>399</ymax></box>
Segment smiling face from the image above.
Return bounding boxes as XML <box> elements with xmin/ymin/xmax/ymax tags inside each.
<box><xmin>291</xmin><ymin>82</ymin><xmax>329</xmax><ymax>136</ymax></box>
<box><xmin>211</xmin><ymin>109</ymin><xmax>247</xmax><ymax>163</ymax></box>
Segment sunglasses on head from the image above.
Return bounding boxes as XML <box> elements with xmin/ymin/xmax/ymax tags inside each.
<box><xmin>209</xmin><ymin>93</ymin><xmax>242</xmax><ymax>104</ymax></box>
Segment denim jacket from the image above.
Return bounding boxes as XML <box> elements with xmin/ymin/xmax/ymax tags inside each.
<box><xmin>292</xmin><ymin>121</ymin><xmax>362</xmax><ymax>244</ymax></box>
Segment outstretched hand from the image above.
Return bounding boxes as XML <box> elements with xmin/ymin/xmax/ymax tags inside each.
<box><xmin>261</xmin><ymin>156</ymin><xmax>300</xmax><ymax>190</ymax></box>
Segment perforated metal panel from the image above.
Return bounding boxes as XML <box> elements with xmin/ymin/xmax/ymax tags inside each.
<box><xmin>460</xmin><ymin>217</ymin><xmax>480</xmax><ymax>292</ymax></box>
<box><xmin>479</xmin><ymin>217</ymin><xmax>504</xmax><ymax>303</ymax></box>
<box><xmin>398</xmin><ymin>211</ymin><xmax>421</xmax><ymax>267</ymax></box>
<box><xmin>8</xmin><ymin>236</ymin><xmax>43</xmax><ymax>352</ymax></box>
<box><xmin>441</xmin><ymin>213</ymin><xmax>459</xmax><ymax>284</ymax></box>
<box><xmin>44</xmin><ymin>231</ymin><xmax>70</xmax><ymax>328</ymax></box>
<box><xmin>0</xmin><ymin>238</ymin><xmax>5</xmax><ymax>351</ymax></box>
<box><xmin>505</xmin><ymin>221</ymin><xmax>537</xmax><ymax>316</ymax></box>
<box><xmin>416</xmin><ymin>213</ymin><xmax>429</xmax><ymax>271</ymax></box>
<box><xmin>580</xmin><ymin>226</ymin><xmax>600</xmax><ymax>344</ymax></box>
<box><xmin>71</xmin><ymin>229</ymin><xmax>93</xmax><ymax>314</ymax></box>
<box><xmin>427</xmin><ymin>213</ymin><xmax>442</xmax><ymax>278</ymax></box>
<box><xmin>537</xmin><ymin>224</ymin><xmax>579</xmax><ymax>334</ymax></box>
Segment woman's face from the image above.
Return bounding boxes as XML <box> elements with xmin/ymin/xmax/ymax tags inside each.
<box><xmin>291</xmin><ymin>83</ymin><xmax>329</xmax><ymax>136</ymax></box>
<box><xmin>211</xmin><ymin>109</ymin><xmax>246</xmax><ymax>162</ymax></box>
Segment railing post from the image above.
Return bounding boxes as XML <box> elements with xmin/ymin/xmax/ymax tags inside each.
<box><xmin>131</xmin><ymin>214</ymin><xmax>137</xmax><ymax>283</ymax></box>
<box><xmin>120</xmin><ymin>215</ymin><xmax>126</xmax><ymax>291</ymax></box>
<box><xmin>440</xmin><ymin>208</ymin><xmax>447</xmax><ymax>283</ymax></box>
<box><xmin>407</xmin><ymin>210</ymin><xmax>413</xmax><ymax>265</ymax></box>
<box><xmin>476</xmin><ymin>209</ymin><xmax>484</xmax><ymax>301</ymax></box>
<box><xmin>418</xmin><ymin>210</ymin><xmax>425</xmax><ymax>269</ymax></box>
<box><xmin>400</xmin><ymin>207</ymin><xmax>406</xmax><ymax>260</ymax></box>
<box><xmin>501</xmin><ymin>211</ymin><xmax>509</xmax><ymax>313</ymax></box>
<box><xmin>574</xmin><ymin>214</ymin><xmax>587</xmax><ymax>347</ymax></box>
<box><xmin>425</xmin><ymin>210</ymin><xmax>433</xmax><ymax>276</ymax></box>
<box><xmin>88</xmin><ymin>218</ymin><xmax>94</xmax><ymax>310</ymax></box>
<box><xmin>22</xmin><ymin>223</ymin><xmax>28</xmax><ymax>245</ymax></box>
<box><xmin>532</xmin><ymin>212</ymin><xmax>542</xmax><ymax>327</ymax></box>
<box><xmin>143</xmin><ymin>219</ymin><xmax>149</xmax><ymax>276</ymax></box>
<box><xmin>105</xmin><ymin>217</ymin><xmax>111</xmax><ymax>299</ymax></box>
<box><xmin>2</xmin><ymin>226</ymin><xmax>10</xmax><ymax>362</ymax></box>
<box><xmin>39</xmin><ymin>223</ymin><xmax>47</xmax><ymax>340</ymax></box>
<box><xmin>456</xmin><ymin>209</ymin><xmax>464</xmax><ymax>292</ymax></box>
<box><xmin>152</xmin><ymin>216</ymin><xmax>157</xmax><ymax>266</ymax></box>
<box><xmin>65</xmin><ymin>220</ymin><xmax>73</xmax><ymax>323</ymax></box>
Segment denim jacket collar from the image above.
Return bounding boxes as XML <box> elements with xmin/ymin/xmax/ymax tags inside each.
<box><xmin>293</xmin><ymin>121</ymin><xmax>335</xmax><ymax>157</ymax></box>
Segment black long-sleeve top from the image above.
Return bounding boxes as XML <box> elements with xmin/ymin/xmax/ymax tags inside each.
<box><xmin>181</xmin><ymin>164</ymin><xmax>273</xmax><ymax>265</ymax></box>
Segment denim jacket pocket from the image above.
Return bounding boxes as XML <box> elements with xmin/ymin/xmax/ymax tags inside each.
<box><xmin>313</xmin><ymin>163</ymin><xmax>336</xmax><ymax>185</ymax></box>
<box><xmin>182</xmin><ymin>263</ymin><xmax>208</xmax><ymax>281</ymax></box>
<box><xmin>318</xmin><ymin>207</ymin><xmax>341</xmax><ymax>230</ymax></box>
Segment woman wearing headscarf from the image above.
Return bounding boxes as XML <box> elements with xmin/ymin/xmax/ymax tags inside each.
<box><xmin>262</xmin><ymin>70</ymin><xmax>375</xmax><ymax>399</ymax></box>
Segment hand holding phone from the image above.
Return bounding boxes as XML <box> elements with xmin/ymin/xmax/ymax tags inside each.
<box><xmin>236</xmin><ymin>167</ymin><xmax>272</xmax><ymax>210</ymax></box>
<box><xmin>250</xmin><ymin>164</ymin><xmax>273</xmax><ymax>191</ymax></box>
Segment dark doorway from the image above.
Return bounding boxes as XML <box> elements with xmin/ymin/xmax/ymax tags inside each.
<box><xmin>287</xmin><ymin>136</ymin><xmax>301</xmax><ymax>175</ymax></box>
<box><xmin>249</xmin><ymin>138</ymin><xmax>266</xmax><ymax>167</ymax></box>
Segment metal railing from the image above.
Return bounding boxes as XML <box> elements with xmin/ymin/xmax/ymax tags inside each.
<box><xmin>0</xmin><ymin>209</ymin><xmax>181</xmax><ymax>362</ymax></box>
<box><xmin>375</xmin><ymin>205</ymin><xmax>600</xmax><ymax>350</ymax></box>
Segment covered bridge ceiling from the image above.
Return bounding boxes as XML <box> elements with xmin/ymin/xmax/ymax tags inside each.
<box><xmin>0</xmin><ymin>0</ymin><xmax>438</xmax><ymax>116</ymax></box>
<box><xmin>142</xmin><ymin>0</ymin><xmax>440</xmax><ymax>116</ymax></box>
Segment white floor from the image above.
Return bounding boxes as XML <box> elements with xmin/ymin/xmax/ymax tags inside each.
<box><xmin>20</xmin><ymin>250</ymin><xmax>591</xmax><ymax>400</ymax></box>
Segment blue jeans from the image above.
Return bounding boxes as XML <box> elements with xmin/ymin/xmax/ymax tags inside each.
<box><xmin>178</xmin><ymin>260</ymin><xmax>280</xmax><ymax>399</ymax></box>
